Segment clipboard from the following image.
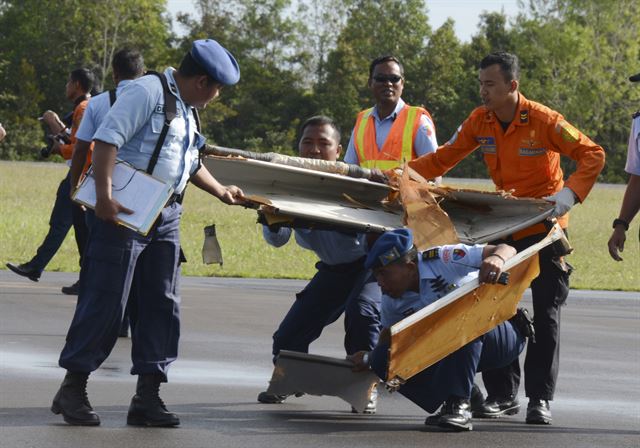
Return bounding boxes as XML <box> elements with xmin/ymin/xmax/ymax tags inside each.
<box><xmin>73</xmin><ymin>160</ymin><xmax>174</xmax><ymax>235</ymax></box>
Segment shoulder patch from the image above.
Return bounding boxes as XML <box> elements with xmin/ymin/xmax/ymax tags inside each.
<box><xmin>520</xmin><ymin>110</ymin><xmax>529</xmax><ymax>124</ymax></box>
<box><xmin>452</xmin><ymin>248</ymin><xmax>467</xmax><ymax>261</ymax></box>
<box><xmin>556</xmin><ymin>120</ymin><xmax>580</xmax><ymax>142</ymax></box>
<box><xmin>422</xmin><ymin>248</ymin><xmax>440</xmax><ymax>261</ymax></box>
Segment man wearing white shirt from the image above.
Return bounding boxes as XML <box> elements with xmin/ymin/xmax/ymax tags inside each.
<box><xmin>343</xmin><ymin>55</ymin><xmax>438</xmax><ymax>169</ymax></box>
<box><xmin>608</xmin><ymin>72</ymin><xmax>640</xmax><ymax>260</ymax></box>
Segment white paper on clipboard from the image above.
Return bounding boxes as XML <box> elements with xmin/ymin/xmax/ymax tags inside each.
<box><xmin>73</xmin><ymin>160</ymin><xmax>174</xmax><ymax>235</ymax></box>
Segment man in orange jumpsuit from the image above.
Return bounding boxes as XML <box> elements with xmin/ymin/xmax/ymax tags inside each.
<box><xmin>407</xmin><ymin>52</ymin><xmax>605</xmax><ymax>425</ymax></box>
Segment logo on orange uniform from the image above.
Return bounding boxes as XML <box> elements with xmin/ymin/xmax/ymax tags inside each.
<box><xmin>556</xmin><ymin>120</ymin><xmax>580</xmax><ymax>143</ymax></box>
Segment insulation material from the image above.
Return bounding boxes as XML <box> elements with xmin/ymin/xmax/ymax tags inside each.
<box><xmin>265</xmin><ymin>351</ymin><xmax>379</xmax><ymax>413</ymax></box>
<box><xmin>386</xmin><ymin>224</ymin><xmax>566</xmax><ymax>383</ymax></box>
<box><xmin>397</xmin><ymin>169</ymin><xmax>459</xmax><ymax>248</ymax></box>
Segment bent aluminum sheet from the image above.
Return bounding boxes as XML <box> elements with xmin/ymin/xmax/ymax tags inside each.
<box><xmin>203</xmin><ymin>156</ymin><xmax>554</xmax><ymax>244</ymax></box>
<box><xmin>265</xmin><ymin>350</ymin><xmax>378</xmax><ymax>413</ymax></box>
<box><xmin>387</xmin><ymin>224</ymin><xmax>566</xmax><ymax>383</ymax></box>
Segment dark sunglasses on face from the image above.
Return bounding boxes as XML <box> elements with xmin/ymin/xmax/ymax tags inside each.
<box><xmin>373</xmin><ymin>75</ymin><xmax>402</xmax><ymax>84</ymax></box>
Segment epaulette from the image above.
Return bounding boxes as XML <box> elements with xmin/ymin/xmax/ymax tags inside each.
<box><xmin>422</xmin><ymin>248</ymin><xmax>439</xmax><ymax>261</ymax></box>
<box><xmin>633</xmin><ymin>110</ymin><xmax>640</xmax><ymax>119</ymax></box>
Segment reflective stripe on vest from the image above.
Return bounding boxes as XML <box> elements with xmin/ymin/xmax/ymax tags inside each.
<box><xmin>354</xmin><ymin>105</ymin><xmax>424</xmax><ymax>169</ymax></box>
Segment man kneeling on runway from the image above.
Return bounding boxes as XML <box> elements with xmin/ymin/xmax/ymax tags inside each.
<box><xmin>348</xmin><ymin>228</ymin><xmax>534</xmax><ymax>431</ymax></box>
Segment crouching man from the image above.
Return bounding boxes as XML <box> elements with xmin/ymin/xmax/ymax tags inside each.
<box><xmin>348</xmin><ymin>228</ymin><xmax>533</xmax><ymax>431</ymax></box>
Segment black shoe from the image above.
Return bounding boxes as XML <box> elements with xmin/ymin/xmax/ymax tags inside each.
<box><xmin>510</xmin><ymin>307</ymin><xmax>536</xmax><ymax>343</ymax></box>
<box><xmin>51</xmin><ymin>372</ymin><xmax>100</xmax><ymax>426</ymax></box>
<box><xmin>6</xmin><ymin>262</ymin><xmax>41</xmax><ymax>282</ymax></box>
<box><xmin>526</xmin><ymin>399</ymin><xmax>552</xmax><ymax>425</ymax></box>
<box><xmin>424</xmin><ymin>407</ymin><xmax>443</xmax><ymax>426</ymax></box>
<box><xmin>61</xmin><ymin>280</ymin><xmax>80</xmax><ymax>295</ymax></box>
<box><xmin>437</xmin><ymin>396</ymin><xmax>473</xmax><ymax>431</ymax></box>
<box><xmin>473</xmin><ymin>395</ymin><xmax>520</xmax><ymax>418</ymax></box>
<box><xmin>127</xmin><ymin>374</ymin><xmax>180</xmax><ymax>427</ymax></box>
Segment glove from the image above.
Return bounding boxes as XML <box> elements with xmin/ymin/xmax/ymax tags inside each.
<box><xmin>543</xmin><ymin>187</ymin><xmax>577</xmax><ymax>217</ymax></box>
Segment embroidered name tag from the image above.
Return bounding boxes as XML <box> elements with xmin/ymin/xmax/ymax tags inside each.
<box><xmin>519</xmin><ymin>147</ymin><xmax>546</xmax><ymax>156</ymax></box>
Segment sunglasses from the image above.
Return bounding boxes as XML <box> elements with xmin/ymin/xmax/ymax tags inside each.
<box><xmin>373</xmin><ymin>75</ymin><xmax>403</xmax><ymax>84</ymax></box>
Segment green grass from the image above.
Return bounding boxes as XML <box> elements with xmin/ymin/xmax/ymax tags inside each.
<box><xmin>1</xmin><ymin>161</ymin><xmax>638</xmax><ymax>290</ymax></box>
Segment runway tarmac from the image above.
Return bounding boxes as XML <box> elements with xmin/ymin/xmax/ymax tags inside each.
<box><xmin>1</xmin><ymin>271</ymin><xmax>638</xmax><ymax>448</ymax></box>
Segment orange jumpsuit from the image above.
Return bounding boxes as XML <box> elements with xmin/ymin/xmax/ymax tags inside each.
<box><xmin>59</xmin><ymin>97</ymin><xmax>89</xmax><ymax>161</ymax></box>
<box><xmin>408</xmin><ymin>94</ymin><xmax>605</xmax><ymax>238</ymax></box>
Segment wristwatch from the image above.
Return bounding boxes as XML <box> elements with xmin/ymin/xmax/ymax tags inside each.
<box><xmin>612</xmin><ymin>218</ymin><xmax>629</xmax><ymax>231</ymax></box>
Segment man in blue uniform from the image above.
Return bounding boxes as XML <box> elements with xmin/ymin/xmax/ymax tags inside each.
<box><xmin>70</xmin><ymin>48</ymin><xmax>145</xmax><ymax>336</ymax></box>
<box><xmin>257</xmin><ymin>116</ymin><xmax>382</xmax><ymax>413</ymax></box>
<box><xmin>51</xmin><ymin>39</ymin><xmax>245</xmax><ymax>427</ymax></box>
<box><xmin>349</xmin><ymin>229</ymin><xmax>532</xmax><ymax>431</ymax></box>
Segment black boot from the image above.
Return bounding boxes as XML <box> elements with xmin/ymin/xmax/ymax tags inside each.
<box><xmin>438</xmin><ymin>396</ymin><xmax>473</xmax><ymax>431</ymax></box>
<box><xmin>127</xmin><ymin>374</ymin><xmax>180</xmax><ymax>427</ymax></box>
<box><xmin>51</xmin><ymin>371</ymin><xmax>100</xmax><ymax>426</ymax></box>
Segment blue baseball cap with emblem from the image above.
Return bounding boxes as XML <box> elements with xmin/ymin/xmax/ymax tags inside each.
<box><xmin>191</xmin><ymin>39</ymin><xmax>240</xmax><ymax>86</ymax></box>
<box><xmin>365</xmin><ymin>228</ymin><xmax>414</xmax><ymax>270</ymax></box>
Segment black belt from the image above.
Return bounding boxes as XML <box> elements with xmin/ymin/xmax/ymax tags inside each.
<box><xmin>165</xmin><ymin>192</ymin><xmax>184</xmax><ymax>207</ymax></box>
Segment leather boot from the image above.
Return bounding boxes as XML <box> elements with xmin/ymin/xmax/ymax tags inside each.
<box><xmin>51</xmin><ymin>371</ymin><xmax>100</xmax><ymax>426</ymax></box>
<box><xmin>437</xmin><ymin>396</ymin><xmax>473</xmax><ymax>431</ymax></box>
<box><xmin>127</xmin><ymin>374</ymin><xmax>180</xmax><ymax>427</ymax></box>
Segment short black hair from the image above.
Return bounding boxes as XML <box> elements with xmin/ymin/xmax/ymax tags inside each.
<box><xmin>480</xmin><ymin>52</ymin><xmax>520</xmax><ymax>82</ymax></box>
<box><xmin>112</xmin><ymin>48</ymin><xmax>144</xmax><ymax>80</ymax></box>
<box><xmin>178</xmin><ymin>52</ymin><xmax>218</xmax><ymax>85</ymax></box>
<box><xmin>369</xmin><ymin>55</ymin><xmax>404</xmax><ymax>81</ymax></box>
<box><xmin>300</xmin><ymin>115</ymin><xmax>341</xmax><ymax>143</ymax></box>
<box><xmin>70</xmin><ymin>68</ymin><xmax>95</xmax><ymax>93</ymax></box>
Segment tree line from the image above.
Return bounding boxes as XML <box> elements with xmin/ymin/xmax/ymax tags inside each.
<box><xmin>0</xmin><ymin>0</ymin><xmax>638</xmax><ymax>183</ymax></box>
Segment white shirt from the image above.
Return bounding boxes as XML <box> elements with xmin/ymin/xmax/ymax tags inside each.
<box><xmin>625</xmin><ymin>115</ymin><xmax>640</xmax><ymax>176</ymax></box>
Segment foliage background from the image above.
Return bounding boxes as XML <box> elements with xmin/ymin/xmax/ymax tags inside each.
<box><xmin>0</xmin><ymin>0</ymin><xmax>639</xmax><ymax>182</ymax></box>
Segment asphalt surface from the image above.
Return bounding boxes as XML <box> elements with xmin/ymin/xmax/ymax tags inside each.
<box><xmin>1</xmin><ymin>271</ymin><xmax>638</xmax><ymax>448</ymax></box>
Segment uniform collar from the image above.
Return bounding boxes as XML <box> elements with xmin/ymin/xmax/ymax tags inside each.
<box><xmin>372</xmin><ymin>98</ymin><xmax>405</xmax><ymax>122</ymax></box>
<box><xmin>164</xmin><ymin>67</ymin><xmax>184</xmax><ymax>103</ymax></box>
<box><xmin>116</xmin><ymin>79</ymin><xmax>134</xmax><ymax>89</ymax></box>
<box><xmin>73</xmin><ymin>94</ymin><xmax>89</xmax><ymax>106</ymax></box>
<box><xmin>483</xmin><ymin>93</ymin><xmax>531</xmax><ymax>127</ymax></box>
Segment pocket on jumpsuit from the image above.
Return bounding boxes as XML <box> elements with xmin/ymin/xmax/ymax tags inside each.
<box><xmin>550</xmin><ymin>257</ymin><xmax>572</xmax><ymax>306</ymax></box>
<box><xmin>86</xmin><ymin>242</ymin><xmax>127</xmax><ymax>295</ymax></box>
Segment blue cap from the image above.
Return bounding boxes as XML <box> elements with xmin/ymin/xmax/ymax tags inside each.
<box><xmin>365</xmin><ymin>228</ymin><xmax>414</xmax><ymax>270</ymax></box>
<box><xmin>190</xmin><ymin>39</ymin><xmax>240</xmax><ymax>86</ymax></box>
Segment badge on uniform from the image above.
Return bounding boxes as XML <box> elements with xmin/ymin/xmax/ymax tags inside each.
<box><xmin>202</xmin><ymin>224</ymin><xmax>223</xmax><ymax>265</ymax></box>
<box><xmin>422</xmin><ymin>248</ymin><xmax>439</xmax><ymax>261</ymax></box>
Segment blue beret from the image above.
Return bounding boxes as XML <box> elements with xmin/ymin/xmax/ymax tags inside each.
<box><xmin>365</xmin><ymin>228</ymin><xmax>414</xmax><ymax>270</ymax></box>
<box><xmin>190</xmin><ymin>39</ymin><xmax>240</xmax><ymax>86</ymax></box>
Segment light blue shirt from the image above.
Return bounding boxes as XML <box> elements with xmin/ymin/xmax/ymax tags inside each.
<box><xmin>344</xmin><ymin>99</ymin><xmax>438</xmax><ymax>164</ymax></box>
<box><xmin>381</xmin><ymin>244</ymin><xmax>484</xmax><ymax>328</ymax></box>
<box><xmin>93</xmin><ymin>68</ymin><xmax>205</xmax><ymax>194</ymax></box>
<box><xmin>75</xmin><ymin>79</ymin><xmax>134</xmax><ymax>142</ymax></box>
<box><xmin>625</xmin><ymin>115</ymin><xmax>640</xmax><ymax>175</ymax></box>
<box><xmin>262</xmin><ymin>225</ymin><xmax>366</xmax><ymax>265</ymax></box>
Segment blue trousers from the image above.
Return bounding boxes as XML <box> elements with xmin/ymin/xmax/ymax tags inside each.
<box><xmin>30</xmin><ymin>171</ymin><xmax>85</xmax><ymax>271</ymax></box>
<box><xmin>371</xmin><ymin>321</ymin><xmax>525</xmax><ymax>413</ymax></box>
<box><xmin>59</xmin><ymin>203</ymin><xmax>182</xmax><ymax>380</ymax></box>
<box><xmin>272</xmin><ymin>260</ymin><xmax>381</xmax><ymax>360</ymax></box>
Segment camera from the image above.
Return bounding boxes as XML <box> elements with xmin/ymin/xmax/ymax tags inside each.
<box><xmin>40</xmin><ymin>131</ymin><xmax>71</xmax><ymax>158</ymax></box>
